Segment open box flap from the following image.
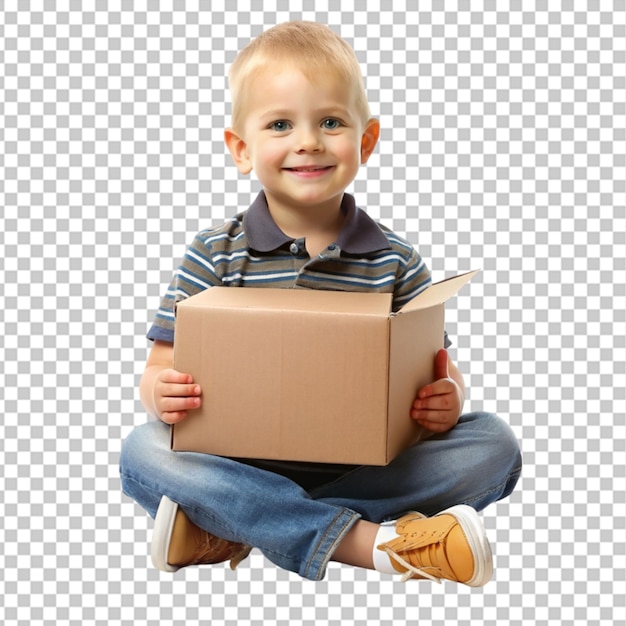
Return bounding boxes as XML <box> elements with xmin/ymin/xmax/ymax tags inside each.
<box><xmin>399</xmin><ymin>269</ymin><xmax>480</xmax><ymax>313</ymax></box>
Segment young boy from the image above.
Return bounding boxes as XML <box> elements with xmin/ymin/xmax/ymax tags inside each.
<box><xmin>120</xmin><ymin>21</ymin><xmax>521</xmax><ymax>585</ymax></box>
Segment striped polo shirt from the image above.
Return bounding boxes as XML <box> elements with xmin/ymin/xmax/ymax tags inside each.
<box><xmin>147</xmin><ymin>191</ymin><xmax>443</xmax><ymax>345</ymax></box>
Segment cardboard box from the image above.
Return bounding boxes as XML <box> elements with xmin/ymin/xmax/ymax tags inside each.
<box><xmin>171</xmin><ymin>269</ymin><xmax>478</xmax><ymax>465</ymax></box>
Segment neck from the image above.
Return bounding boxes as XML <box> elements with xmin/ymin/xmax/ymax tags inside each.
<box><xmin>265</xmin><ymin>194</ymin><xmax>346</xmax><ymax>242</ymax></box>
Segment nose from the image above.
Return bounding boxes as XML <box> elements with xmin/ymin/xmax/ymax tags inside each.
<box><xmin>295</xmin><ymin>126</ymin><xmax>323</xmax><ymax>153</ymax></box>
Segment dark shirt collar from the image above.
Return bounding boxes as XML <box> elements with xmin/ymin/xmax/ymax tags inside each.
<box><xmin>243</xmin><ymin>191</ymin><xmax>391</xmax><ymax>255</ymax></box>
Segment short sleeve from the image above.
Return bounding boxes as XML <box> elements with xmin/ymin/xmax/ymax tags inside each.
<box><xmin>146</xmin><ymin>232</ymin><xmax>224</xmax><ymax>342</ymax></box>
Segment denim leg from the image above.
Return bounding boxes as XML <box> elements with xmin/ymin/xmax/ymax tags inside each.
<box><xmin>119</xmin><ymin>420</ymin><xmax>360</xmax><ymax>581</ymax></box>
<box><xmin>309</xmin><ymin>412</ymin><xmax>522</xmax><ymax>522</ymax></box>
<box><xmin>120</xmin><ymin>413</ymin><xmax>520</xmax><ymax>580</ymax></box>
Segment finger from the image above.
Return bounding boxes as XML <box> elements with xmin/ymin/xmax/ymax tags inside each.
<box><xmin>417</xmin><ymin>351</ymin><xmax>450</xmax><ymax>399</ymax></box>
<box><xmin>154</xmin><ymin>393</ymin><xmax>201</xmax><ymax>423</ymax></box>
<box><xmin>160</xmin><ymin>410</ymin><xmax>190</xmax><ymax>425</ymax></box>
<box><xmin>412</xmin><ymin>406</ymin><xmax>456</xmax><ymax>430</ymax></box>
<box><xmin>158</xmin><ymin>394</ymin><xmax>201</xmax><ymax>414</ymax></box>
<box><xmin>433</xmin><ymin>348</ymin><xmax>449</xmax><ymax>381</ymax></box>
<box><xmin>412</xmin><ymin>391</ymin><xmax>454</xmax><ymax>415</ymax></box>
<box><xmin>417</xmin><ymin>378</ymin><xmax>455</xmax><ymax>401</ymax></box>
<box><xmin>158</xmin><ymin>382</ymin><xmax>202</xmax><ymax>398</ymax></box>
<box><xmin>160</xmin><ymin>369</ymin><xmax>194</xmax><ymax>385</ymax></box>
<box><xmin>413</xmin><ymin>407</ymin><xmax>450</xmax><ymax>422</ymax></box>
<box><xmin>412</xmin><ymin>408</ymin><xmax>450</xmax><ymax>426</ymax></box>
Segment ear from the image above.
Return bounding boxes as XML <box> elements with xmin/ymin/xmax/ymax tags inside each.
<box><xmin>224</xmin><ymin>128</ymin><xmax>253</xmax><ymax>174</ymax></box>
<box><xmin>360</xmin><ymin>118</ymin><xmax>380</xmax><ymax>164</ymax></box>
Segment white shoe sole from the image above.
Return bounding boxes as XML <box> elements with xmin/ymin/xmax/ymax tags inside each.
<box><xmin>151</xmin><ymin>495</ymin><xmax>180</xmax><ymax>573</ymax></box>
<box><xmin>437</xmin><ymin>504</ymin><xmax>493</xmax><ymax>587</ymax></box>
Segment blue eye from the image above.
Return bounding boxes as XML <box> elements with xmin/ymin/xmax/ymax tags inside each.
<box><xmin>270</xmin><ymin>120</ymin><xmax>291</xmax><ymax>132</ymax></box>
<box><xmin>322</xmin><ymin>118</ymin><xmax>341</xmax><ymax>130</ymax></box>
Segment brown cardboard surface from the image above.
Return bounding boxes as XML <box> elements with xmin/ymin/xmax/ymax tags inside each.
<box><xmin>399</xmin><ymin>269</ymin><xmax>479</xmax><ymax>312</ymax></box>
<box><xmin>386</xmin><ymin>303</ymin><xmax>444</xmax><ymax>458</ymax></box>
<box><xmin>179</xmin><ymin>285</ymin><xmax>392</xmax><ymax>315</ymax></box>
<box><xmin>171</xmin><ymin>271</ymin><xmax>478</xmax><ymax>465</ymax></box>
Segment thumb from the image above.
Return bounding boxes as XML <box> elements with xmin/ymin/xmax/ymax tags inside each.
<box><xmin>434</xmin><ymin>348</ymin><xmax>449</xmax><ymax>380</ymax></box>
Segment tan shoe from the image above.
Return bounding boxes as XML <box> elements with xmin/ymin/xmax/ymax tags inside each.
<box><xmin>151</xmin><ymin>495</ymin><xmax>252</xmax><ymax>572</ymax></box>
<box><xmin>377</xmin><ymin>505</ymin><xmax>493</xmax><ymax>586</ymax></box>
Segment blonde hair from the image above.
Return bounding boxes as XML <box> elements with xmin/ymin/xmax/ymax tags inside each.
<box><xmin>228</xmin><ymin>21</ymin><xmax>371</xmax><ymax>131</ymax></box>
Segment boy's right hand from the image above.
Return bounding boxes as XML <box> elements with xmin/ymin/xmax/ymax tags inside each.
<box><xmin>152</xmin><ymin>368</ymin><xmax>202</xmax><ymax>424</ymax></box>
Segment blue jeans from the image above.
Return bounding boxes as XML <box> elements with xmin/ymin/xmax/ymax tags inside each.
<box><xmin>120</xmin><ymin>411</ymin><xmax>521</xmax><ymax>581</ymax></box>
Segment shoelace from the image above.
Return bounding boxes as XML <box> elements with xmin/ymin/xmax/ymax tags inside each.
<box><xmin>379</xmin><ymin>511</ymin><xmax>443</xmax><ymax>583</ymax></box>
<box><xmin>381</xmin><ymin>545</ymin><xmax>442</xmax><ymax>583</ymax></box>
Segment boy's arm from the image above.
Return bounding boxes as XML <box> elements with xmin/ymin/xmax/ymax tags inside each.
<box><xmin>411</xmin><ymin>349</ymin><xmax>465</xmax><ymax>434</ymax></box>
<box><xmin>140</xmin><ymin>340</ymin><xmax>202</xmax><ymax>424</ymax></box>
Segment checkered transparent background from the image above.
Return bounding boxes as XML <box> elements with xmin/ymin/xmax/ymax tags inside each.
<box><xmin>1</xmin><ymin>2</ymin><xmax>625</xmax><ymax>625</ymax></box>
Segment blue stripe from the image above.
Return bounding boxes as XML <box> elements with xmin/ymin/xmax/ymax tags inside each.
<box><xmin>335</xmin><ymin>252</ymin><xmax>409</xmax><ymax>270</ymax></box>
<box><xmin>221</xmin><ymin>271</ymin><xmax>299</xmax><ymax>285</ymax></box>
<box><xmin>212</xmin><ymin>250</ymin><xmax>277</xmax><ymax>267</ymax></box>
<box><xmin>394</xmin><ymin>276</ymin><xmax>432</xmax><ymax>305</ymax></box>
<box><xmin>385</xmin><ymin>231</ymin><xmax>416</xmax><ymax>248</ymax></box>
<box><xmin>201</xmin><ymin>225</ymin><xmax>246</xmax><ymax>246</ymax></box>
<box><xmin>240</xmin><ymin>274</ymin><xmax>299</xmax><ymax>285</ymax></box>
<box><xmin>304</xmin><ymin>272</ymin><xmax>397</xmax><ymax>290</ymax></box>
<box><xmin>155</xmin><ymin>309</ymin><xmax>176</xmax><ymax>321</ymax></box>
<box><xmin>175</xmin><ymin>267</ymin><xmax>216</xmax><ymax>290</ymax></box>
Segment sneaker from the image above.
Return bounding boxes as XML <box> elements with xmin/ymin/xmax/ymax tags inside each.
<box><xmin>377</xmin><ymin>505</ymin><xmax>493</xmax><ymax>586</ymax></box>
<box><xmin>151</xmin><ymin>495</ymin><xmax>252</xmax><ymax>573</ymax></box>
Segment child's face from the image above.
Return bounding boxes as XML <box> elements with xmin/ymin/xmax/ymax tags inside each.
<box><xmin>226</xmin><ymin>66</ymin><xmax>379</xmax><ymax>216</ymax></box>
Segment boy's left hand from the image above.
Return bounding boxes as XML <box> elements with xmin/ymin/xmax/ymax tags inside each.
<box><xmin>411</xmin><ymin>349</ymin><xmax>463</xmax><ymax>433</ymax></box>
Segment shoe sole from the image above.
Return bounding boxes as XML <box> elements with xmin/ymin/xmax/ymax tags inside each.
<box><xmin>151</xmin><ymin>495</ymin><xmax>180</xmax><ymax>573</ymax></box>
<box><xmin>437</xmin><ymin>504</ymin><xmax>493</xmax><ymax>587</ymax></box>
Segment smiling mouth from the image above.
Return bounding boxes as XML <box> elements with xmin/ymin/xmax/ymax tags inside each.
<box><xmin>284</xmin><ymin>166</ymin><xmax>334</xmax><ymax>172</ymax></box>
